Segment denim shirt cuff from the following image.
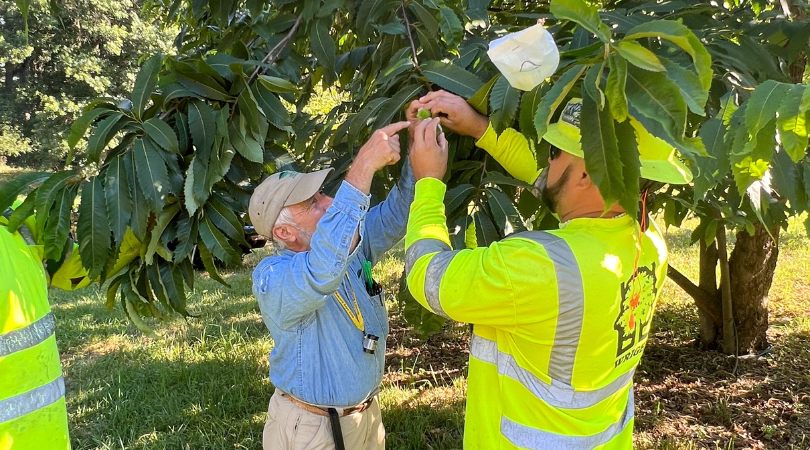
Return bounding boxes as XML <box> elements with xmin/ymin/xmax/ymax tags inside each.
<box><xmin>332</xmin><ymin>180</ymin><xmax>371</xmax><ymax>221</ymax></box>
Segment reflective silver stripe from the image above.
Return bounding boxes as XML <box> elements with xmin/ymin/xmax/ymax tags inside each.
<box><xmin>470</xmin><ymin>334</ymin><xmax>634</xmax><ymax>410</ymax></box>
<box><xmin>500</xmin><ymin>388</ymin><xmax>635</xmax><ymax>450</ymax></box>
<box><xmin>423</xmin><ymin>250</ymin><xmax>460</xmax><ymax>319</ymax></box>
<box><xmin>0</xmin><ymin>312</ymin><xmax>55</xmax><ymax>358</ymax></box>
<box><xmin>404</xmin><ymin>239</ymin><xmax>451</xmax><ymax>274</ymax></box>
<box><xmin>507</xmin><ymin>231</ymin><xmax>584</xmax><ymax>384</ymax></box>
<box><xmin>0</xmin><ymin>376</ymin><xmax>65</xmax><ymax>424</ymax></box>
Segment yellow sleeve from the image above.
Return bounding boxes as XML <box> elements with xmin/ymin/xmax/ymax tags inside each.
<box><xmin>404</xmin><ymin>178</ymin><xmax>557</xmax><ymax>329</ymax></box>
<box><xmin>476</xmin><ymin>123</ymin><xmax>543</xmax><ymax>185</ymax></box>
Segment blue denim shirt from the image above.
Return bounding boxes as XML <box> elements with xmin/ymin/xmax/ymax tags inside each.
<box><xmin>252</xmin><ymin>166</ymin><xmax>414</xmax><ymax>407</ymax></box>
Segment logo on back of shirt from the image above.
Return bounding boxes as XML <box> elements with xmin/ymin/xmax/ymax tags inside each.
<box><xmin>613</xmin><ymin>263</ymin><xmax>658</xmax><ymax>367</ymax></box>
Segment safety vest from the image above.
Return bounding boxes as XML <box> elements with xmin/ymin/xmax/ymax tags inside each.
<box><xmin>0</xmin><ymin>225</ymin><xmax>70</xmax><ymax>450</ymax></box>
<box><xmin>405</xmin><ymin>178</ymin><xmax>668</xmax><ymax>449</ymax></box>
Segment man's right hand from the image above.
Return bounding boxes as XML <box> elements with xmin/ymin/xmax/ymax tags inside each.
<box><xmin>410</xmin><ymin>117</ymin><xmax>448</xmax><ymax>181</ymax></box>
<box><xmin>346</xmin><ymin>121</ymin><xmax>411</xmax><ymax>194</ymax></box>
<box><xmin>417</xmin><ymin>90</ymin><xmax>490</xmax><ymax>140</ymax></box>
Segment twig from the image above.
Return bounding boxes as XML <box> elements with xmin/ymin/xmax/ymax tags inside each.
<box><xmin>400</xmin><ymin>4</ymin><xmax>423</xmax><ymax>75</ymax></box>
<box><xmin>247</xmin><ymin>15</ymin><xmax>304</xmax><ymax>86</ymax></box>
<box><xmin>667</xmin><ymin>264</ymin><xmax>723</xmax><ymax>324</ymax></box>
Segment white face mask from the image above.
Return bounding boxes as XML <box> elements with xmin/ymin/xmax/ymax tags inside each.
<box><xmin>487</xmin><ymin>23</ymin><xmax>560</xmax><ymax>91</ymax></box>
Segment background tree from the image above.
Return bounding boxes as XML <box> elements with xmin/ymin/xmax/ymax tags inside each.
<box><xmin>1</xmin><ymin>0</ymin><xmax>808</xmax><ymax>351</ymax></box>
<box><xmin>0</xmin><ymin>0</ymin><xmax>175</xmax><ymax>167</ymax></box>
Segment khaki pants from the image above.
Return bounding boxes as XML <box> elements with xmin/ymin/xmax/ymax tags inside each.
<box><xmin>262</xmin><ymin>391</ymin><xmax>385</xmax><ymax>450</ymax></box>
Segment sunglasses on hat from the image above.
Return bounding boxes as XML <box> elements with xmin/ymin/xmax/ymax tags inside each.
<box><xmin>549</xmin><ymin>146</ymin><xmax>562</xmax><ymax>161</ymax></box>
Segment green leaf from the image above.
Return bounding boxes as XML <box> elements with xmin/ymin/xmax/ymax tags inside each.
<box><xmin>67</xmin><ymin>108</ymin><xmax>110</xmax><ymax>151</ymax></box>
<box><xmin>415</xmin><ymin>27</ymin><xmax>442</xmax><ymax>62</ymax></box>
<box><xmin>468</xmin><ymin>75</ymin><xmax>499</xmax><ymax>116</ymax></box>
<box><xmin>624</xmin><ymin>20</ymin><xmax>712</xmax><ymax>94</ymax></box>
<box><xmin>311</xmin><ymin>18</ymin><xmax>337</xmax><ymax>77</ymax></box>
<box><xmin>776</xmin><ymin>84</ymin><xmax>810</xmax><ymax>162</ymax></box>
<box><xmin>252</xmin><ymin>83</ymin><xmax>292</xmax><ymax>132</ymax></box>
<box><xmin>176</xmin><ymin>71</ymin><xmax>232</xmax><ymax>101</ymax></box>
<box><xmin>206</xmin><ymin>146</ymin><xmax>235</xmax><ymax>192</ymax></box>
<box><xmin>34</xmin><ymin>171</ymin><xmax>77</xmax><ymax>235</ymax></box>
<box><xmin>534</xmin><ymin>65</ymin><xmax>587</xmax><ymax>139</ymax></box>
<box><xmin>174</xmin><ymin>213</ymin><xmax>198</xmax><ymax>262</ymax></box>
<box><xmin>694</xmin><ymin>118</ymin><xmax>729</xmax><ymax>201</ymax></box>
<box><xmin>143</xmin><ymin>118</ymin><xmax>180</xmax><ymax>154</ymax></box>
<box><xmin>6</xmin><ymin>192</ymin><xmax>36</xmax><ymax>233</ymax></box>
<box><xmin>583</xmin><ymin>63</ymin><xmax>605</xmax><ymax>110</ymax></box>
<box><xmin>771</xmin><ymin>147</ymin><xmax>803</xmax><ymax>211</ymax></box>
<box><xmin>473</xmin><ymin>208</ymin><xmax>499</xmax><ymax>246</ymax></box>
<box><xmin>659</xmin><ymin>58</ymin><xmax>707</xmax><ymax>116</ymax></box>
<box><xmin>229</xmin><ymin>115</ymin><xmax>264</xmax><ymax>163</ymax></box>
<box><xmin>625</xmin><ymin>65</ymin><xmax>687</xmax><ymax>142</ymax></box>
<box><xmin>444</xmin><ymin>184</ymin><xmax>476</xmax><ymax>215</ymax></box>
<box><xmin>43</xmin><ymin>186</ymin><xmax>77</xmax><ymax>261</ymax></box>
<box><xmin>581</xmin><ymin>92</ymin><xmax>625</xmax><ymax>210</ymax></box>
<box><xmin>439</xmin><ymin>7</ymin><xmax>463</xmax><ymax>48</ymax></box>
<box><xmin>482</xmin><ymin>171</ymin><xmax>533</xmax><ymax>189</ymax></box>
<box><xmin>0</xmin><ymin>171</ymin><xmax>50</xmax><ymax>213</ymax></box>
<box><xmin>409</xmin><ymin>2</ymin><xmax>439</xmax><ymax>36</ymax></box>
<box><xmin>237</xmin><ymin>84</ymin><xmax>265</xmax><ymax>138</ymax></box>
<box><xmin>614</xmin><ymin>119</ymin><xmax>640</xmax><ymax>218</ymax></box>
<box><xmin>551</xmin><ymin>0</ymin><xmax>612</xmax><ymax>43</ymax></box>
<box><xmin>373</xmin><ymin>85</ymin><xmax>424</xmax><ymax>131</ymax></box>
<box><xmin>188</xmin><ymin>101</ymin><xmax>216</xmax><ymax>159</ymax></box>
<box><xmin>77</xmin><ymin>176</ymin><xmax>112</xmax><ymax>279</ymax></box>
<box><xmin>489</xmin><ymin>77</ymin><xmax>521</xmax><ymax>134</ymax></box>
<box><xmin>133</xmin><ymin>138</ymin><xmax>170</xmax><ymax>211</ymax></box>
<box><xmin>349</xmin><ymin>97</ymin><xmax>388</xmax><ymax>143</ymax></box>
<box><xmin>160</xmin><ymin>83</ymin><xmax>199</xmax><ymax>108</ymax></box>
<box><xmin>125</xmin><ymin>146</ymin><xmax>150</xmax><ymax>241</ymax></box>
<box><xmin>86</xmin><ymin>113</ymin><xmax>124</xmax><ymax>163</ymax></box>
<box><xmin>159</xmin><ymin>261</ymin><xmax>189</xmax><ymax>316</ymax></box>
<box><xmin>606</xmin><ymin>54</ymin><xmax>628</xmax><ymax>122</ymax></box>
<box><xmin>205</xmin><ymin>196</ymin><xmax>248</xmax><ymax>246</ymax></box>
<box><xmin>258</xmin><ymin>75</ymin><xmax>298</xmax><ymax>93</ymax></box>
<box><xmin>745</xmin><ymin>80</ymin><xmax>791</xmax><ymax>138</ymax></box>
<box><xmin>145</xmin><ymin>202</ymin><xmax>180</xmax><ymax>264</ymax></box>
<box><xmin>197</xmin><ymin>239</ymin><xmax>230</xmax><ymax>287</ymax></box>
<box><xmin>199</xmin><ymin>217</ymin><xmax>241</xmax><ymax>265</ymax></box>
<box><xmin>132</xmin><ymin>54</ymin><xmax>163</xmax><ymax>120</ymax></box>
<box><xmin>105</xmin><ymin>155</ymin><xmax>133</xmax><ymax>245</ymax></box>
<box><xmin>422</xmin><ymin>61</ymin><xmax>484</xmax><ymax>99</ymax></box>
<box><xmin>614</xmin><ymin>41</ymin><xmax>665</xmax><ymax>72</ymax></box>
<box><xmin>486</xmin><ymin>188</ymin><xmax>527</xmax><ymax>234</ymax></box>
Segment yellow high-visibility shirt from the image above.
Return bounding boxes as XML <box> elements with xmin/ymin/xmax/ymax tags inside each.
<box><xmin>405</xmin><ymin>178</ymin><xmax>667</xmax><ymax>449</ymax></box>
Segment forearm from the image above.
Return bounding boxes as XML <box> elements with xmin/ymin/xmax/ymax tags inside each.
<box><xmin>476</xmin><ymin>123</ymin><xmax>542</xmax><ymax>184</ymax></box>
<box><xmin>363</xmin><ymin>162</ymin><xmax>416</xmax><ymax>264</ymax></box>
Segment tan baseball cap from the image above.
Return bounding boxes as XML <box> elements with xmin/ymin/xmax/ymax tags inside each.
<box><xmin>248</xmin><ymin>168</ymin><xmax>334</xmax><ymax>237</ymax></box>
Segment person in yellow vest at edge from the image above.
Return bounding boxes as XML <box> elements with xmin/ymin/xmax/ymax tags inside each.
<box><xmin>0</xmin><ymin>224</ymin><xmax>71</xmax><ymax>449</ymax></box>
<box><xmin>405</xmin><ymin>90</ymin><xmax>693</xmax><ymax>449</ymax></box>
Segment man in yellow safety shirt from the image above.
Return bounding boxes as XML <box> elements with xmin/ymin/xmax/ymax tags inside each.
<box><xmin>0</xmin><ymin>223</ymin><xmax>71</xmax><ymax>449</ymax></box>
<box><xmin>405</xmin><ymin>90</ymin><xmax>692</xmax><ymax>449</ymax></box>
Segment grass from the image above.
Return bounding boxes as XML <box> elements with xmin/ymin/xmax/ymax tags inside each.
<box><xmin>42</xmin><ymin>215</ymin><xmax>810</xmax><ymax>449</ymax></box>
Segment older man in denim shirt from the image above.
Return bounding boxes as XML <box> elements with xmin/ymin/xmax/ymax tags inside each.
<box><xmin>250</xmin><ymin>117</ymin><xmax>445</xmax><ymax>450</ymax></box>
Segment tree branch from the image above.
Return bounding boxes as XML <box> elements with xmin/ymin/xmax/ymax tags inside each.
<box><xmin>400</xmin><ymin>4</ymin><xmax>423</xmax><ymax>75</ymax></box>
<box><xmin>667</xmin><ymin>264</ymin><xmax>722</xmax><ymax>324</ymax></box>
<box><xmin>247</xmin><ymin>14</ymin><xmax>304</xmax><ymax>86</ymax></box>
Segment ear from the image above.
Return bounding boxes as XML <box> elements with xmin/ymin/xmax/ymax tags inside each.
<box><xmin>573</xmin><ymin>161</ymin><xmax>593</xmax><ymax>190</ymax></box>
<box><xmin>272</xmin><ymin>225</ymin><xmax>297</xmax><ymax>244</ymax></box>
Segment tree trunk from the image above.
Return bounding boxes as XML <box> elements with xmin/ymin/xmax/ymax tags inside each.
<box><xmin>697</xmin><ymin>240</ymin><xmax>719</xmax><ymax>350</ymax></box>
<box><xmin>727</xmin><ymin>223</ymin><xmax>779</xmax><ymax>354</ymax></box>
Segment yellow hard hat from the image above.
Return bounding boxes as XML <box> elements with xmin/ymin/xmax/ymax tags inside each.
<box><xmin>542</xmin><ymin>98</ymin><xmax>693</xmax><ymax>184</ymax></box>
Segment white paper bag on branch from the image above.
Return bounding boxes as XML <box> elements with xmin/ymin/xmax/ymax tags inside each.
<box><xmin>487</xmin><ymin>24</ymin><xmax>560</xmax><ymax>91</ymax></box>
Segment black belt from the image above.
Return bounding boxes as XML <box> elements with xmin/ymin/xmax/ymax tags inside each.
<box><xmin>327</xmin><ymin>408</ymin><xmax>346</xmax><ymax>450</ymax></box>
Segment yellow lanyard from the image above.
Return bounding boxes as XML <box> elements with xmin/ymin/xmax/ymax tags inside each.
<box><xmin>333</xmin><ymin>274</ymin><xmax>364</xmax><ymax>332</ymax></box>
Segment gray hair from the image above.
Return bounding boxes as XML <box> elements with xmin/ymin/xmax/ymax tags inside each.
<box><xmin>271</xmin><ymin>206</ymin><xmax>296</xmax><ymax>250</ymax></box>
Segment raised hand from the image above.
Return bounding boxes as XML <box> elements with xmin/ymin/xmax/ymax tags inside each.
<box><xmin>418</xmin><ymin>90</ymin><xmax>490</xmax><ymax>140</ymax></box>
<box><xmin>346</xmin><ymin>121</ymin><xmax>411</xmax><ymax>194</ymax></box>
<box><xmin>409</xmin><ymin>117</ymin><xmax>449</xmax><ymax>181</ymax></box>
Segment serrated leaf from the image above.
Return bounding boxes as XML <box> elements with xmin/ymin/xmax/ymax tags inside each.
<box><xmin>229</xmin><ymin>115</ymin><xmax>264</xmax><ymax>163</ymax></box>
<box><xmin>439</xmin><ymin>6</ymin><xmax>463</xmax><ymax>48</ymax></box>
<box><xmin>422</xmin><ymin>61</ymin><xmax>484</xmax><ymax>99</ymax></box>
<box><xmin>581</xmin><ymin>92</ymin><xmax>625</xmax><ymax>210</ymax></box>
<box><xmin>132</xmin><ymin>54</ymin><xmax>163</xmax><ymax>120</ymax></box>
<box><xmin>77</xmin><ymin>176</ymin><xmax>112</xmax><ymax>279</ymax></box>
<box><xmin>197</xmin><ymin>238</ymin><xmax>230</xmax><ymax>287</ymax></box>
<box><xmin>67</xmin><ymin>108</ymin><xmax>110</xmax><ymax>155</ymax></box>
<box><xmin>176</xmin><ymin>71</ymin><xmax>232</xmax><ymax>101</ymax></box>
<box><xmin>534</xmin><ymin>65</ymin><xmax>587</xmax><ymax>139</ymax></box>
<box><xmin>311</xmin><ymin>18</ymin><xmax>337</xmax><ymax>77</ymax></box>
<box><xmin>445</xmin><ymin>184</ymin><xmax>476</xmax><ymax>215</ymax></box>
<box><xmin>486</xmin><ymin>188</ymin><xmax>526</xmax><ymax>234</ymax></box>
<box><xmin>160</xmin><ymin>82</ymin><xmax>199</xmax><ymax>108</ymax></box>
<box><xmin>625</xmin><ymin>65</ymin><xmax>687</xmax><ymax>143</ymax></box>
<box><xmin>745</xmin><ymin>80</ymin><xmax>791</xmax><ymax>137</ymax></box>
<box><xmin>43</xmin><ymin>186</ymin><xmax>77</xmax><ymax>261</ymax></box>
<box><xmin>373</xmin><ymin>85</ymin><xmax>424</xmax><ymax>131</ymax></box>
<box><xmin>771</xmin><ymin>147</ymin><xmax>803</xmax><ymax>211</ymax></box>
<box><xmin>205</xmin><ymin>196</ymin><xmax>248</xmax><ymax>246</ymax></box>
<box><xmin>694</xmin><ymin>118</ymin><xmax>729</xmax><ymax>201</ymax></box>
<box><xmin>105</xmin><ymin>155</ymin><xmax>133</xmax><ymax>245</ymax></box>
<box><xmin>468</xmin><ymin>75</ymin><xmax>499</xmax><ymax>116</ymax></box>
<box><xmin>473</xmin><ymin>208</ymin><xmax>499</xmax><ymax>246</ymax></box>
<box><xmin>659</xmin><ymin>57</ymin><xmax>706</xmax><ymax>116</ymax></box>
<box><xmin>519</xmin><ymin>83</ymin><xmax>549</xmax><ymax>141</ymax></box>
<box><xmin>624</xmin><ymin>20</ymin><xmax>712</xmax><ymax>94</ymax></box>
<box><xmin>34</xmin><ymin>171</ymin><xmax>77</xmax><ymax>236</ymax></box>
<box><xmin>252</xmin><ymin>83</ymin><xmax>292</xmax><ymax>132</ymax></box>
<box><xmin>0</xmin><ymin>171</ymin><xmax>50</xmax><ymax>213</ymax></box>
<box><xmin>134</xmin><ymin>138</ymin><xmax>170</xmax><ymax>211</ymax></box>
<box><xmin>615</xmin><ymin>41</ymin><xmax>665</xmax><ymax>72</ymax></box>
<box><xmin>490</xmin><ymin>76</ymin><xmax>520</xmax><ymax>134</ymax></box>
<box><xmin>349</xmin><ymin>97</ymin><xmax>388</xmax><ymax>143</ymax></box>
<box><xmin>199</xmin><ymin>216</ymin><xmax>241</xmax><ymax>265</ymax></box>
<box><xmin>777</xmin><ymin>84</ymin><xmax>810</xmax><ymax>162</ymax></box>
<box><xmin>237</xmin><ymin>86</ymin><xmax>264</xmax><ymax>139</ymax></box>
<box><xmin>258</xmin><ymin>75</ymin><xmax>298</xmax><ymax>93</ymax></box>
<box><xmin>606</xmin><ymin>54</ymin><xmax>628</xmax><ymax>122</ymax></box>
<box><xmin>188</xmin><ymin>101</ymin><xmax>216</xmax><ymax>159</ymax></box>
<box><xmin>87</xmin><ymin>113</ymin><xmax>124</xmax><ymax>163</ymax></box>
<box><xmin>415</xmin><ymin>27</ymin><xmax>442</xmax><ymax>62</ymax></box>
<box><xmin>6</xmin><ymin>192</ymin><xmax>36</xmax><ymax>233</ymax></box>
<box><xmin>143</xmin><ymin>118</ymin><xmax>180</xmax><ymax>154</ymax></box>
<box><xmin>614</xmin><ymin>119</ymin><xmax>640</xmax><ymax>218</ymax></box>
<box><xmin>174</xmin><ymin>213</ymin><xmax>198</xmax><ymax>262</ymax></box>
<box><xmin>409</xmin><ymin>2</ymin><xmax>439</xmax><ymax>36</ymax></box>
<box><xmin>145</xmin><ymin>202</ymin><xmax>180</xmax><ymax>264</ymax></box>
<box><xmin>550</xmin><ymin>0</ymin><xmax>612</xmax><ymax>43</ymax></box>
